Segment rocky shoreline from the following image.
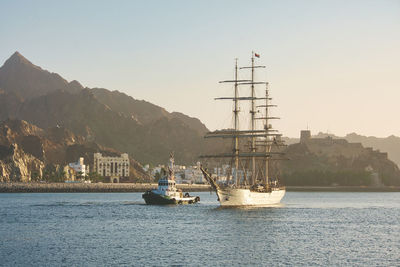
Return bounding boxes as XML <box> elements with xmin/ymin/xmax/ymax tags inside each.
<box><xmin>1</xmin><ymin>183</ymin><xmax>400</xmax><ymax>193</ymax></box>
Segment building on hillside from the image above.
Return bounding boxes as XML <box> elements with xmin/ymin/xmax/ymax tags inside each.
<box><xmin>365</xmin><ymin>165</ymin><xmax>384</xmax><ymax>187</ymax></box>
<box><xmin>151</xmin><ymin>166</ymin><xmax>164</xmax><ymax>177</ymax></box>
<box><xmin>212</xmin><ymin>165</ymin><xmax>250</xmax><ymax>185</ymax></box>
<box><xmin>173</xmin><ymin>164</ymin><xmax>186</xmax><ymax>181</ymax></box>
<box><xmin>300</xmin><ymin>130</ymin><xmax>311</xmax><ymax>143</ymax></box>
<box><xmin>64</xmin><ymin>165</ymin><xmax>77</xmax><ymax>181</ymax></box>
<box><xmin>184</xmin><ymin>162</ymin><xmax>204</xmax><ymax>184</ymax></box>
<box><xmin>143</xmin><ymin>164</ymin><xmax>150</xmax><ymax>172</ymax></box>
<box><xmin>93</xmin><ymin>153</ymin><xmax>129</xmax><ymax>183</ymax></box>
<box><xmin>68</xmin><ymin>157</ymin><xmax>88</xmax><ymax>177</ymax></box>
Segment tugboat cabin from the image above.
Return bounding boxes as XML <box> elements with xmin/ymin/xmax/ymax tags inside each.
<box><xmin>157</xmin><ymin>179</ymin><xmax>177</xmax><ymax>194</ymax></box>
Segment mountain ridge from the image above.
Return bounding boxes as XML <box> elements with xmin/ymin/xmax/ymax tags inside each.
<box><xmin>283</xmin><ymin>132</ymin><xmax>400</xmax><ymax>167</ymax></box>
<box><xmin>0</xmin><ymin>52</ymin><xmax>215</xmax><ymax>165</ymax></box>
<box><xmin>1</xmin><ymin>51</ymin><xmax>399</xmax><ymax>168</ymax></box>
<box><xmin>0</xmin><ymin>52</ymin><xmax>83</xmax><ymax>100</ymax></box>
<box><xmin>1</xmin><ymin>51</ymin><xmax>399</xmax><ymax>185</ymax></box>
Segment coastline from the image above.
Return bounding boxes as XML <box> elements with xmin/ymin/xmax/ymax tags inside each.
<box><xmin>286</xmin><ymin>186</ymin><xmax>400</xmax><ymax>192</ymax></box>
<box><xmin>0</xmin><ymin>182</ymin><xmax>212</xmax><ymax>193</ymax></box>
<box><xmin>1</xmin><ymin>183</ymin><xmax>400</xmax><ymax>193</ymax></box>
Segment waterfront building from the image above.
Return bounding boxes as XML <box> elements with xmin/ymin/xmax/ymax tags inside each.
<box><xmin>150</xmin><ymin>163</ymin><xmax>204</xmax><ymax>184</ymax></box>
<box><xmin>64</xmin><ymin>165</ymin><xmax>77</xmax><ymax>181</ymax></box>
<box><xmin>151</xmin><ymin>166</ymin><xmax>164</xmax><ymax>177</ymax></box>
<box><xmin>143</xmin><ymin>164</ymin><xmax>150</xmax><ymax>172</ymax></box>
<box><xmin>184</xmin><ymin>162</ymin><xmax>204</xmax><ymax>184</ymax></box>
<box><xmin>68</xmin><ymin>157</ymin><xmax>88</xmax><ymax>177</ymax></box>
<box><xmin>212</xmin><ymin>166</ymin><xmax>248</xmax><ymax>185</ymax></box>
<box><xmin>93</xmin><ymin>153</ymin><xmax>129</xmax><ymax>183</ymax></box>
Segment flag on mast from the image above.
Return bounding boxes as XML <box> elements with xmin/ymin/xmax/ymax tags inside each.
<box><xmin>254</xmin><ymin>52</ymin><xmax>260</xmax><ymax>58</ymax></box>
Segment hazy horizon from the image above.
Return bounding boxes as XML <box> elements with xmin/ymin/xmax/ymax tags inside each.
<box><xmin>1</xmin><ymin>0</ymin><xmax>399</xmax><ymax>138</ymax></box>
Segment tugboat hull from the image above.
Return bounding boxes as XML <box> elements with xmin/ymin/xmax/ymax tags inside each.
<box><xmin>142</xmin><ymin>191</ymin><xmax>200</xmax><ymax>205</ymax></box>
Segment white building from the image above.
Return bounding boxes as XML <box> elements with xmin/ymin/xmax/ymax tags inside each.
<box><xmin>212</xmin><ymin>165</ymin><xmax>249</xmax><ymax>184</ymax></box>
<box><xmin>143</xmin><ymin>164</ymin><xmax>150</xmax><ymax>172</ymax></box>
<box><xmin>93</xmin><ymin>153</ymin><xmax>129</xmax><ymax>181</ymax></box>
<box><xmin>184</xmin><ymin>162</ymin><xmax>204</xmax><ymax>184</ymax></box>
<box><xmin>151</xmin><ymin>166</ymin><xmax>164</xmax><ymax>177</ymax></box>
<box><xmin>68</xmin><ymin>157</ymin><xmax>88</xmax><ymax>177</ymax></box>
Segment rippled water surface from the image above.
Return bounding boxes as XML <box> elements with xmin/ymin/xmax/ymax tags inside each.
<box><xmin>1</xmin><ymin>192</ymin><xmax>399</xmax><ymax>266</ymax></box>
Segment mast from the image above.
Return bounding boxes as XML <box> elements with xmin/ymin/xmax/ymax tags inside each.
<box><xmin>265</xmin><ymin>83</ymin><xmax>270</xmax><ymax>187</ymax></box>
<box><xmin>256</xmin><ymin>82</ymin><xmax>286</xmax><ymax>187</ymax></box>
<box><xmin>238</xmin><ymin>52</ymin><xmax>266</xmax><ymax>185</ymax></box>
<box><xmin>201</xmin><ymin>54</ymin><xmax>274</xmax><ymax>187</ymax></box>
<box><xmin>199</xmin><ymin>60</ymin><xmax>249</xmax><ymax>185</ymax></box>
<box><xmin>168</xmin><ymin>152</ymin><xmax>175</xmax><ymax>180</ymax></box>
<box><xmin>250</xmin><ymin>53</ymin><xmax>256</xmax><ymax>185</ymax></box>
<box><xmin>201</xmin><ymin>53</ymin><xmax>287</xmax><ymax>192</ymax></box>
<box><xmin>234</xmin><ymin>59</ymin><xmax>240</xmax><ymax>186</ymax></box>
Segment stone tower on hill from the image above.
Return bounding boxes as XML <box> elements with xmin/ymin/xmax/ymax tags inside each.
<box><xmin>300</xmin><ymin>130</ymin><xmax>311</xmax><ymax>143</ymax></box>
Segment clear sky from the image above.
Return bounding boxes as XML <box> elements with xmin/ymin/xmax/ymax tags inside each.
<box><xmin>1</xmin><ymin>0</ymin><xmax>399</xmax><ymax>137</ymax></box>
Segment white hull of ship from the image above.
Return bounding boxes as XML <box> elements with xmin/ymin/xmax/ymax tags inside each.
<box><xmin>216</xmin><ymin>188</ymin><xmax>285</xmax><ymax>206</ymax></box>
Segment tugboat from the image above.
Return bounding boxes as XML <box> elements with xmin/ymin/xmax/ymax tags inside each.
<box><xmin>142</xmin><ymin>153</ymin><xmax>200</xmax><ymax>205</ymax></box>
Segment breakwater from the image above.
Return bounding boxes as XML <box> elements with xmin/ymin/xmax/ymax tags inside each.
<box><xmin>0</xmin><ymin>183</ymin><xmax>212</xmax><ymax>193</ymax></box>
<box><xmin>1</xmin><ymin>183</ymin><xmax>399</xmax><ymax>193</ymax></box>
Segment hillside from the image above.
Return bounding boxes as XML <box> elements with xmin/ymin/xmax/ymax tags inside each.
<box><xmin>91</xmin><ymin>88</ymin><xmax>208</xmax><ymax>134</ymax></box>
<box><xmin>0</xmin><ymin>119</ymin><xmax>149</xmax><ymax>182</ymax></box>
<box><xmin>283</xmin><ymin>132</ymin><xmax>400</xmax><ymax>168</ymax></box>
<box><xmin>0</xmin><ymin>52</ymin><xmax>215</xmax><ymax>165</ymax></box>
<box><xmin>0</xmin><ymin>52</ymin><xmax>82</xmax><ymax>100</ymax></box>
<box><xmin>344</xmin><ymin>133</ymin><xmax>400</xmax><ymax>168</ymax></box>
<box><xmin>2</xmin><ymin>51</ymin><xmax>399</xmax><ymax>186</ymax></box>
<box><xmin>279</xmin><ymin>135</ymin><xmax>400</xmax><ymax>186</ymax></box>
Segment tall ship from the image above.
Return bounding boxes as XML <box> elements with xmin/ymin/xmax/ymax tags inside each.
<box><xmin>200</xmin><ymin>52</ymin><xmax>286</xmax><ymax>206</ymax></box>
<box><xmin>142</xmin><ymin>153</ymin><xmax>200</xmax><ymax>205</ymax></box>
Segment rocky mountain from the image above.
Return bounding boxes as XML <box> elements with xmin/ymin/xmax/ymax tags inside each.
<box><xmin>0</xmin><ymin>52</ymin><xmax>215</xmax><ymax>165</ymax></box>
<box><xmin>0</xmin><ymin>52</ymin><xmax>82</xmax><ymax>100</ymax></box>
<box><xmin>283</xmin><ymin>132</ymin><xmax>400</xmax><ymax>168</ymax></box>
<box><xmin>3</xmin><ymin>51</ymin><xmax>398</xmax><ymax>186</ymax></box>
<box><xmin>0</xmin><ymin>120</ymin><xmax>45</xmax><ymax>182</ymax></box>
<box><xmin>0</xmin><ymin>119</ymin><xmax>149</xmax><ymax>182</ymax></box>
<box><xmin>279</xmin><ymin>136</ymin><xmax>400</xmax><ymax>186</ymax></box>
<box><xmin>91</xmin><ymin>88</ymin><xmax>208</xmax><ymax>134</ymax></box>
<box><xmin>344</xmin><ymin>133</ymin><xmax>400</xmax><ymax>168</ymax></box>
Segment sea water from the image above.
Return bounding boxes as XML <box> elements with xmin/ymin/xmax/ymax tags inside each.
<box><xmin>1</xmin><ymin>192</ymin><xmax>399</xmax><ymax>266</ymax></box>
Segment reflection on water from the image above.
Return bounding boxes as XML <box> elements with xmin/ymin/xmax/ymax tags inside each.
<box><xmin>213</xmin><ymin>203</ymin><xmax>285</xmax><ymax>211</ymax></box>
<box><xmin>0</xmin><ymin>192</ymin><xmax>399</xmax><ymax>266</ymax></box>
